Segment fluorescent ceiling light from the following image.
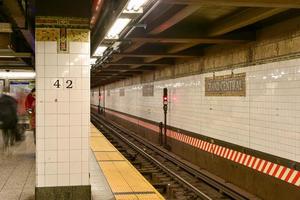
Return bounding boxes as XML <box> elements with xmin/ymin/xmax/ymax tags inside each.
<box><xmin>94</xmin><ymin>46</ymin><xmax>108</xmax><ymax>57</ymax></box>
<box><xmin>105</xmin><ymin>18</ymin><xmax>131</xmax><ymax>39</ymax></box>
<box><xmin>90</xmin><ymin>58</ymin><xmax>97</xmax><ymax>65</ymax></box>
<box><xmin>126</xmin><ymin>0</ymin><xmax>148</xmax><ymax>11</ymax></box>
<box><xmin>0</xmin><ymin>71</ymin><xmax>36</xmax><ymax>79</ymax></box>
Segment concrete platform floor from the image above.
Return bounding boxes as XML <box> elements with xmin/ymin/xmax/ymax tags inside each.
<box><xmin>0</xmin><ymin>131</ymin><xmax>115</xmax><ymax>200</ymax></box>
<box><xmin>0</xmin><ymin>131</ymin><xmax>35</xmax><ymax>200</ymax></box>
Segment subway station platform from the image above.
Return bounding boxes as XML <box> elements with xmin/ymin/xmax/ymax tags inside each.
<box><xmin>90</xmin><ymin>124</ymin><xmax>164</xmax><ymax>200</ymax></box>
<box><xmin>0</xmin><ymin>125</ymin><xmax>164</xmax><ymax>200</ymax></box>
<box><xmin>0</xmin><ymin>131</ymin><xmax>35</xmax><ymax>200</ymax></box>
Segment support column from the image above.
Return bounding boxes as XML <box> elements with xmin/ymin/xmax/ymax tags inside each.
<box><xmin>35</xmin><ymin>16</ymin><xmax>91</xmax><ymax>199</ymax></box>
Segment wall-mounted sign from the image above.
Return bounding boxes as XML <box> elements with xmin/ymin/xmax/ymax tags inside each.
<box><xmin>119</xmin><ymin>88</ymin><xmax>125</xmax><ymax>96</ymax></box>
<box><xmin>53</xmin><ymin>79</ymin><xmax>73</xmax><ymax>89</ymax></box>
<box><xmin>142</xmin><ymin>84</ymin><xmax>154</xmax><ymax>96</ymax></box>
<box><xmin>205</xmin><ymin>73</ymin><xmax>246</xmax><ymax>96</ymax></box>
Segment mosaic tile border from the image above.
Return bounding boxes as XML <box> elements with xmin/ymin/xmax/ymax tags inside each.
<box><xmin>35</xmin><ymin>16</ymin><xmax>89</xmax><ymax>53</ymax></box>
<box><xmin>35</xmin><ymin>28</ymin><xmax>89</xmax><ymax>53</ymax></box>
<box><xmin>36</xmin><ymin>28</ymin><xmax>89</xmax><ymax>42</ymax></box>
<box><xmin>36</xmin><ymin>16</ymin><xmax>89</xmax><ymax>29</ymax></box>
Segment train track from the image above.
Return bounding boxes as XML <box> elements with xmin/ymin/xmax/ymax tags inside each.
<box><xmin>91</xmin><ymin>111</ymin><xmax>257</xmax><ymax>200</ymax></box>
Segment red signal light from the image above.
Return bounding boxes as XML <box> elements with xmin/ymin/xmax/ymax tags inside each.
<box><xmin>163</xmin><ymin>96</ymin><xmax>167</xmax><ymax>101</ymax></box>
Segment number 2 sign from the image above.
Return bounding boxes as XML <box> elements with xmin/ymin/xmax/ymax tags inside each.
<box><xmin>53</xmin><ymin>80</ymin><xmax>73</xmax><ymax>89</ymax></box>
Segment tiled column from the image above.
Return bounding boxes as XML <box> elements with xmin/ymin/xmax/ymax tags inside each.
<box><xmin>35</xmin><ymin>17</ymin><xmax>91</xmax><ymax>199</ymax></box>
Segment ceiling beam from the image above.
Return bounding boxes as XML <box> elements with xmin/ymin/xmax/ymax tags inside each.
<box><xmin>162</xmin><ymin>0</ymin><xmax>300</xmax><ymax>8</ymax></box>
<box><xmin>128</xmin><ymin>37</ymin><xmax>247</xmax><ymax>44</ymax></box>
<box><xmin>168</xmin><ymin>43</ymin><xmax>201</xmax><ymax>54</ymax></box>
<box><xmin>3</xmin><ymin>0</ymin><xmax>34</xmax><ymax>50</ymax></box>
<box><xmin>0</xmin><ymin>62</ymin><xmax>29</xmax><ymax>66</ymax></box>
<box><xmin>92</xmin><ymin>72</ymin><xmax>135</xmax><ymax>76</ymax></box>
<box><xmin>100</xmin><ymin>68</ymin><xmax>154</xmax><ymax>72</ymax></box>
<box><xmin>0</xmin><ymin>52</ymin><xmax>32</xmax><ymax>58</ymax></box>
<box><xmin>105</xmin><ymin>63</ymin><xmax>171</xmax><ymax>66</ymax></box>
<box><xmin>92</xmin><ymin>75</ymin><xmax>133</xmax><ymax>78</ymax></box>
<box><xmin>143</xmin><ymin>7</ymin><xmax>287</xmax><ymax>63</ymax></box>
<box><xmin>0</xmin><ymin>23</ymin><xmax>13</xmax><ymax>33</ymax></box>
<box><xmin>149</xmin><ymin>5</ymin><xmax>200</xmax><ymax>34</ymax></box>
<box><xmin>123</xmin><ymin>41</ymin><xmax>146</xmax><ymax>53</ymax></box>
<box><xmin>0</xmin><ymin>33</ymin><xmax>10</xmax><ymax>49</ymax></box>
<box><xmin>119</xmin><ymin>4</ymin><xmax>199</xmax><ymax>68</ymax></box>
<box><xmin>111</xmin><ymin>41</ymin><xmax>146</xmax><ymax>63</ymax></box>
<box><xmin>112</xmin><ymin>53</ymin><xmax>200</xmax><ymax>58</ymax></box>
<box><xmin>143</xmin><ymin>43</ymin><xmax>200</xmax><ymax>63</ymax></box>
<box><xmin>207</xmin><ymin>8</ymin><xmax>287</xmax><ymax>37</ymax></box>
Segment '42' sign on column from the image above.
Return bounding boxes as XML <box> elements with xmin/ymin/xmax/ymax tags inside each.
<box><xmin>53</xmin><ymin>80</ymin><xmax>73</xmax><ymax>89</ymax></box>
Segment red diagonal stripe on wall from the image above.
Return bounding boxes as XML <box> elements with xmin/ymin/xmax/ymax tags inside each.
<box><xmin>104</xmin><ymin>109</ymin><xmax>300</xmax><ymax>187</ymax></box>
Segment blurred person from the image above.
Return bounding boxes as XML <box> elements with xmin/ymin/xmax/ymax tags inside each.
<box><xmin>25</xmin><ymin>88</ymin><xmax>36</xmax><ymax>144</ymax></box>
<box><xmin>30</xmin><ymin>99</ymin><xmax>36</xmax><ymax>144</ymax></box>
<box><xmin>25</xmin><ymin>88</ymin><xmax>35</xmax><ymax>114</ymax></box>
<box><xmin>0</xmin><ymin>91</ymin><xmax>18</xmax><ymax>153</ymax></box>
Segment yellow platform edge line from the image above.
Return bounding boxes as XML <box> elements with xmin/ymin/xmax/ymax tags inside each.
<box><xmin>90</xmin><ymin>124</ymin><xmax>165</xmax><ymax>200</ymax></box>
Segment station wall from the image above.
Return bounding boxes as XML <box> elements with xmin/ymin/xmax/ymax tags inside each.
<box><xmin>91</xmin><ymin>88</ymin><xmax>99</xmax><ymax>106</ymax></box>
<box><xmin>101</xmin><ymin>58</ymin><xmax>300</xmax><ymax>163</ymax></box>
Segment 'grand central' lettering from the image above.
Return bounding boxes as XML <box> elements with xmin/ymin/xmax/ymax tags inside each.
<box><xmin>205</xmin><ymin>73</ymin><xmax>246</xmax><ymax>96</ymax></box>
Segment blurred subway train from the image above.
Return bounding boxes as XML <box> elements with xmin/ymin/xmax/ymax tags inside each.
<box><xmin>0</xmin><ymin>70</ymin><xmax>35</xmax><ymax>132</ymax></box>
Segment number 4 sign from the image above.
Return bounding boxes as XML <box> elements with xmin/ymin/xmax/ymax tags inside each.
<box><xmin>53</xmin><ymin>79</ymin><xmax>73</xmax><ymax>89</ymax></box>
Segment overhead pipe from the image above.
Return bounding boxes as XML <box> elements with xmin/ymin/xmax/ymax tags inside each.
<box><xmin>90</xmin><ymin>0</ymin><xmax>104</xmax><ymax>29</ymax></box>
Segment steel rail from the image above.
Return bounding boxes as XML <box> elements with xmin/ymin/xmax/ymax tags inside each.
<box><xmin>106</xmin><ymin>119</ymin><xmax>251</xmax><ymax>200</ymax></box>
<box><xmin>92</xmin><ymin>113</ymin><xmax>212</xmax><ymax>200</ymax></box>
<box><xmin>91</xmin><ymin>111</ymin><xmax>258</xmax><ymax>200</ymax></box>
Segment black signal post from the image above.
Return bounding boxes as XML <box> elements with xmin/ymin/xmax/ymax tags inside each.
<box><xmin>163</xmin><ymin>88</ymin><xmax>168</xmax><ymax>148</ymax></box>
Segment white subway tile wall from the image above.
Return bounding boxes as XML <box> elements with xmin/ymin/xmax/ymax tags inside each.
<box><xmin>104</xmin><ymin>59</ymin><xmax>300</xmax><ymax>162</ymax></box>
<box><xmin>36</xmin><ymin>41</ymin><xmax>90</xmax><ymax>187</ymax></box>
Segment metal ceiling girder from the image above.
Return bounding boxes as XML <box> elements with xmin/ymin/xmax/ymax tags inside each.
<box><xmin>0</xmin><ymin>23</ymin><xmax>13</xmax><ymax>33</ymax></box>
<box><xmin>0</xmin><ymin>52</ymin><xmax>32</xmax><ymax>58</ymax></box>
<box><xmin>0</xmin><ymin>62</ymin><xmax>28</xmax><ymax>66</ymax></box>
<box><xmin>0</xmin><ymin>33</ymin><xmax>11</xmax><ymax>49</ymax></box>
<box><xmin>127</xmin><ymin>37</ymin><xmax>248</xmax><ymax>44</ymax></box>
<box><xmin>207</xmin><ymin>7</ymin><xmax>288</xmax><ymax>36</ymax></box>
<box><xmin>99</xmin><ymin>67</ymin><xmax>154</xmax><ymax>72</ymax></box>
<box><xmin>145</xmin><ymin>7</ymin><xmax>288</xmax><ymax>63</ymax></box>
<box><xmin>3</xmin><ymin>0</ymin><xmax>34</xmax><ymax>50</ymax></box>
<box><xmin>112</xmin><ymin>53</ymin><xmax>200</xmax><ymax>58</ymax></box>
<box><xmin>104</xmin><ymin>63</ymin><xmax>171</xmax><ymax>66</ymax></box>
<box><xmin>162</xmin><ymin>0</ymin><xmax>300</xmax><ymax>8</ymax></box>
<box><xmin>149</xmin><ymin>5</ymin><xmax>200</xmax><ymax>34</ymax></box>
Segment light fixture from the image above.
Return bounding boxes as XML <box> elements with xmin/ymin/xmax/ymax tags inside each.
<box><xmin>90</xmin><ymin>58</ymin><xmax>97</xmax><ymax>65</ymax></box>
<box><xmin>105</xmin><ymin>18</ymin><xmax>131</xmax><ymax>39</ymax></box>
<box><xmin>126</xmin><ymin>0</ymin><xmax>148</xmax><ymax>11</ymax></box>
<box><xmin>93</xmin><ymin>45</ymin><xmax>108</xmax><ymax>57</ymax></box>
<box><xmin>0</xmin><ymin>71</ymin><xmax>36</xmax><ymax>79</ymax></box>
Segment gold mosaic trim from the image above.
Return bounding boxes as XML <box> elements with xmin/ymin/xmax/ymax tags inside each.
<box><xmin>36</xmin><ymin>28</ymin><xmax>89</xmax><ymax>52</ymax></box>
<box><xmin>36</xmin><ymin>16</ymin><xmax>89</xmax><ymax>29</ymax></box>
<box><xmin>35</xmin><ymin>28</ymin><xmax>59</xmax><ymax>41</ymax></box>
<box><xmin>36</xmin><ymin>28</ymin><xmax>89</xmax><ymax>42</ymax></box>
<box><xmin>67</xmin><ymin>29</ymin><xmax>89</xmax><ymax>42</ymax></box>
